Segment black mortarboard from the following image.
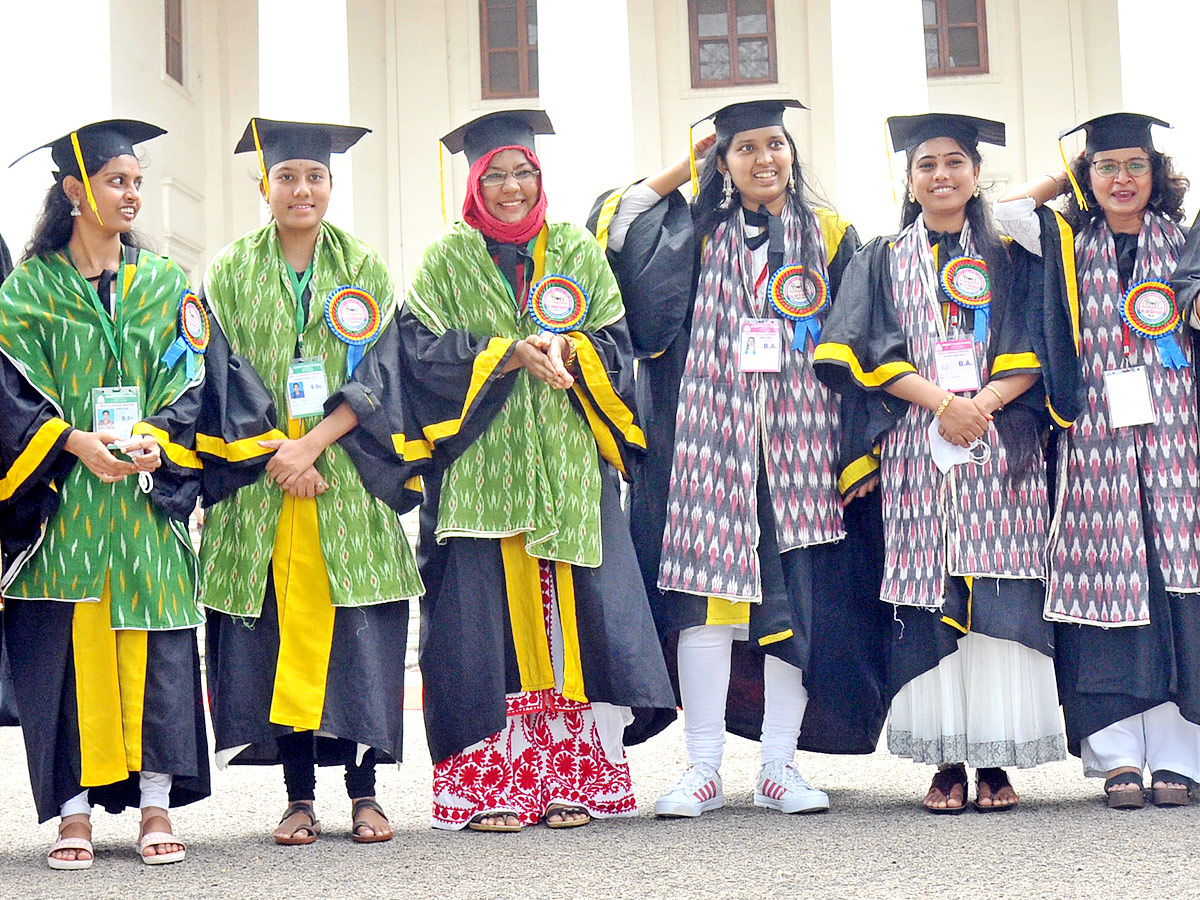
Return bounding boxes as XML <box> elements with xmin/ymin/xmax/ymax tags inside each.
<box><xmin>440</xmin><ymin>109</ymin><xmax>554</xmax><ymax>166</ymax></box>
<box><xmin>887</xmin><ymin>114</ymin><xmax>1005</xmax><ymax>153</ymax></box>
<box><xmin>1059</xmin><ymin>112</ymin><xmax>1170</xmax><ymax>155</ymax></box>
<box><xmin>9</xmin><ymin>118</ymin><xmax>166</xmax><ymax>176</ymax></box>
<box><xmin>234</xmin><ymin>117</ymin><xmax>370</xmax><ymax>171</ymax></box>
<box><xmin>695</xmin><ymin>99</ymin><xmax>807</xmax><ymax>144</ymax></box>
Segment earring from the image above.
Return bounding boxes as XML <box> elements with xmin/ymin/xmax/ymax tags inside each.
<box><xmin>972</xmin><ymin>184</ymin><xmax>981</xmax><ymax>198</ymax></box>
<box><xmin>907</xmin><ymin>190</ymin><xmax>916</xmax><ymax>203</ymax></box>
<box><xmin>720</xmin><ymin>171</ymin><xmax>734</xmax><ymax>209</ymax></box>
<box><xmin>788</xmin><ymin>173</ymin><xmax>796</xmax><ymax>193</ymax></box>
<box><xmin>70</xmin><ymin>197</ymin><xmax>81</xmax><ymax>217</ymax></box>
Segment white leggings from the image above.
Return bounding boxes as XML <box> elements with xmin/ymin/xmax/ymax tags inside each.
<box><xmin>60</xmin><ymin>771</ymin><xmax>173</xmax><ymax>818</ymax></box>
<box><xmin>677</xmin><ymin>624</ymin><xmax>808</xmax><ymax>771</ymax></box>
<box><xmin>1080</xmin><ymin>702</ymin><xmax>1200</xmax><ymax>781</ymax></box>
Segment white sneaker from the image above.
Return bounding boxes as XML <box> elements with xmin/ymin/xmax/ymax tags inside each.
<box><xmin>654</xmin><ymin>765</ymin><xmax>724</xmax><ymax>817</ymax></box>
<box><xmin>754</xmin><ymin>760</ymin><xmax>829</xmax><ymax>814</ymax></box>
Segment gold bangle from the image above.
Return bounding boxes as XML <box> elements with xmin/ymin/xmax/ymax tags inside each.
<box><xmin>935</xmin><ymin>394</ymin><xmax>954</xmax><ymax>419</ymax></box>
<box><xmin>562</xmin><ymin>335</ymin><xmax>578</xmax><ymax>373</ymax></box>
<box><xmin>983</xmin><ymin>383</ymin><xmax>1005</xmax><ymax>410</ymax></box>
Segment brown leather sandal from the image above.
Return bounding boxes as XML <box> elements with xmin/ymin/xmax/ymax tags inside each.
<box><xmin>1149</xmin><ymin>770</ymin><xmax>1194</xmax><ymax>807</ymax></box>
<box><xmin>1104</xmin><ymin>771</ymin><xmax>1145</xmax><ymax>810</ymax></box>
<box><xmin>925</xmin><ymin>764</ymin><xmax>969</xmax><ymax>815</ymax></box>
<box><xmin>351</xmin><ymin>798</ymin><xmax>394</xmax><ymax>843</ymax></box>
<box><xmin>274</xmin><ymin>801</ymin><xmax>321</xmax><ymax>845</ymax></box>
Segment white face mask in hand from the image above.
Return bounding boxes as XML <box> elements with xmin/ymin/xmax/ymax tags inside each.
<box><xmin>926</xmin><ymin>418</ymin><xmax>991</xmax><ymax>475</ymax></box>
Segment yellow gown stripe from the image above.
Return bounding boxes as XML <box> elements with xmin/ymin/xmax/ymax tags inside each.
<box><xmin>500</xmin><ymin>536</ymin><xmax>556</xmax><ymax>691</ymax></box>
<box><xmin>1047</xmin><ymin>402</ymin><xmax>1074</xmax><ymax>429</ymax></box>
<box><xmin>812</xmin><ymin>342</ymin><xmax>918</xmax><ymax>389</ymax></box>
<box><xmin>759</xmin><ymin>629</ymin><xmax>794</xmax><ymax>646</ymax></box>
<box><xmin>571</xmin><ymin>385</ymin><xmax>626</xmax><ymax>475</ymax></box>
<box><xmin>814</xmin><ymin>208</ymin><xmax>851</xmax><ymax>266</ymax></box>
<box><xmin>554</xmin><ymin>562</ymin><xmax>588</xmax><ymax>703</ymax></box>
<box><xmin>569</xmin><ymin>332</ymin><xmax>646</xmax><ymax>449</ymax></box>
<box><xmin>132</xmin><ymin>422</ymin><xmax>202</xmax><ymax>469</ymax></box>
<box><xmin>837</xmin><ymin>452</ymin><xmax>880</xmax><ymax>497</ymax></box>
<box><xmin>0</xmin><ymin>416</ymin><xmax>71</xmax><ymax>502</ymax></box>
<box><xmin>990</xmin><ymin>352</ymin><xmax>1040</xmax><ymax>376</ymax></box>
<box><xmin>940</xmin><ymin>576</ymin><xmax>973</xmax><ymax>634</ymax></box>
<box><xmin>1053</xmin><ymin>210</ymin><xmax>1082</xmax><ymax>353</ymax></box>
<box><xmin>194</xmin><ymin>427</ymin><xmax>287</xmax><ymax>461</ymax></box>
<box><xmin>705</xmin><ymin>596</ymin><xmax>751</xmax><ymax>626</ymax></box>
<box><xmin>269</xmin><ymin>418</ymin><xmax>336</xmax><ymax>731</ymax></box>
<box><xmin>592</xmin><ymin>186</ymin><xmax>631</xmax><ymax>253</ymax></box>
<box><xmin>420</xmin><ymin>337</ymin><xmax>515</xmax><ymax>444</ymax></box>
<box><xmin>73</xmin><ymin>573</ymin><xmax>148</xmax><ymax>785</ymax></box>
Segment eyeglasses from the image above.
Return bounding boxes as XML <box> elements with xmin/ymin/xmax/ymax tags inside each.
<box><xmin>478</xmin><ymin>168</ymin><xmax>541</xmax><ymax>188</ymax></box>
<box><xmin>1091</xmin><ymin>158</ymin><xmax>1152</xmax><ymax>178</ymax></box>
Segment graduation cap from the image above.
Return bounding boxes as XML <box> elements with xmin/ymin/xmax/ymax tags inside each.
<box><xmin>886</xmin><ymin>113</ymin><xmax>1006</xmax><ymax>153</ymax></box>
<box><xmin>440</xmin><ymin>109</ymin><xmax>554</xmax><ymax>166</ymax></box>
<box><xmin>9</xmin><ymin>119</ymin><xmax>166</xmax><ymax>226</ymax></box>
<box><xmin>437</xmin><ymin>109</ymin><xmax>554</xmax><ymax>223</ymax></box>
<box><xmin>1055</xmin><ymin>113</ymin><xmax>1170</xmax><ymax>213</ymax></box>
<box><xmin>235</xmin><ymin>117</ymin><xmax>371</xmax><ymax>200</ymax></box>
<box><xmin>688</xmin><ymin>98</ymin><xmax>808</xmax><ymax>194</ymax></box>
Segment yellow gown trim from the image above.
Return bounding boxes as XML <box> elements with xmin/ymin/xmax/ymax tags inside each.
<box><xmin>0</xmin><ymin>416</ymin><xmax>71</xmax><ymax>502</ymax></box>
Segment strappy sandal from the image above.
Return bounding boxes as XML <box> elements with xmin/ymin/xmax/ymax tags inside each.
<box><xmin>138</xmin><ymin>813</ymin><xmax>186</xmax><ymax>866</ymax></box>
<box><xmin>467</xmin><ymin>810</ymin><xmax>523</xmax><ymax>833</ymax></box>
<box><xmin>1149</xmin><ymin>770</ymin><xmax>1195</xmax><ymax>807</ymax></box>
<box><xmin>1104</xmin><ymin>771</ymin><xmax>1145</xmax><ymax>810</ymax></box>
<box><xmin>545</xmin><ymin>804</ymin><xmax>591</xmax><ymax>829</ymax></box>
<box><xmin>274</xmin><ymin>801</ymin><xmax>321</xmax><ymax>845</ymax></box>
<box><xmin>924</xmin><ymin>764</ymin><xmax>969</xmax><ymax>815</ymax></box>
<box><xmin>351</xmin><ymin>798</ymin><xmax>394</xmax><ymax>843</ymax></box>
<box><xmin>47</xmin><ymin>817</ymin><xmax>93</xmax><ymax>871</ymax></box>
<box><xmin>973</xmin><ymin>767</ymin><xmax>1017</xmax><ymax>812</ymax></box>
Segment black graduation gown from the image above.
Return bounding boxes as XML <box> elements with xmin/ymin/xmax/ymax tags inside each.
<box><xmin>586</xmin><ymin>186</ymin><xmax>889</xmax><ymax>754</ymax></box>
<box><xmin>334</xmin><ymin>298</ymin><xmax>675</xmax><ymax>764</ymax></box>
<box><xmin>815</xmin><ymin>229</ymin><xmax>1053</xmax><ymax>700</ymax></box>
<box><xmin>0</xmin><ymin>308</ymin><xmax>279</xmax><ymax>820</ymax></box>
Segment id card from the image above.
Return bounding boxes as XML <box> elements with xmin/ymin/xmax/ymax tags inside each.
<box><xmin>1104</xmin><ymin>366</ymin><xmax>1157</xmax><ymax>428</ymax></box>
<box><xmin>933</xmin><ymin>339</ymin><xmax>981</xmax><ymax>393</ymax></box>
<box><xmin>286</xmin><ymin>357</ymin><xmax>330</xmax><ymax>419</ymax></box>
<box><xmin>92</xmin><ymin>386</ymin><xmax>141</xmax><ymax>441</ymax></box>
<box><xmin>738</xmin><ymin>319</ymin><xmax>782</xmax><ymax>373</ymax></box>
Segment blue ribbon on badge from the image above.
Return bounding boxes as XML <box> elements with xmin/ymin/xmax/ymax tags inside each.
<box><xmin>162</xmin><ymin>290</ymin><xmax>209</xmax><ymax>379</ymax></box>
<box><xmin>325</xmin><ymin>286</ymin><xmax>382</xmax><ymax>378</ymax></box>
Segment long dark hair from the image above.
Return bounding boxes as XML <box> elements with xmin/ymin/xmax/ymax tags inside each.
<box><xmin>1062</xmin><ymin>148</ymin><xmax>1189</xmax><ymax>231</ymax></box>
<box><xmin>22</xmin><ymin>154</ymin><xmax>148</xmax><ymax>262</ymax></box>
<box><xmin>902</xmin><ymin>139</ymin><xmax>1040</xmax><ymax>483</ymax></box>
<box><xmin>692</xmin><ymin>128</ymin><xmax>826</xmax><ymax>274</ymax></box>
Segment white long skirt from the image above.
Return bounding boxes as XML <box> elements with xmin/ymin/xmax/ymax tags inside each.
<box><xmin>888</xmin><ymin>632</ymin><xmax>1066</xmax><ymax>767</ymax></box>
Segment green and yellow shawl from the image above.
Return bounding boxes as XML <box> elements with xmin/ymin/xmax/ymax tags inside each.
<box><xmin>200</xmin><ymin>220</ymin><xmax>423</xmax><ymax>616</ymax></box>
<box><xmin>407</xmin><ymin>222</ymin><xmax>626</xmax><ymax>567</ymax></box>
<box><xmin>0</xmin><ymin>249</ymin><xmax>200</xmax><ymax>629</ymax></box>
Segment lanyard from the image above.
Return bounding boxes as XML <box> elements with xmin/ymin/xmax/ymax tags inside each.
<box><xmin>287</xmin><ymin>261</ymin><xmax>315</xmax><ymax>350</ymax></box>
<box><xmin>493</xmin><ymin>228</ymin><xmax>548</xmax><ymax>314</ymax></box>
<box><xmin>69</xmin><ymin>248</ymin><xmax>127</xmax><ymax>379</ymax></box>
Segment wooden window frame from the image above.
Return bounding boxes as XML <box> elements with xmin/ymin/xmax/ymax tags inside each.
<box><xmin>925</xmin><ymin>0</ymin><xmax>988</xmax><ymax>77</ymax></box>
<box><xmin>688</xmin><ymin>0</ymin><xmax>778</xmax><ymax>89</ymax></box>
<box><xmin>480</xmin><ymin>0</ymin><xmax>538</xmax><ymax>100</ymax></box>
<box><xmin>165</xmin><ymin>0</ymin><xmax>184</xmax><ymax>84</ymax></box>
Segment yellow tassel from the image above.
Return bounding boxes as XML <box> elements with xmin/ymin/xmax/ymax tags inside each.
<box><xmin>252</xmin><ymin>118</ymin><xmax>270</xmax><ymax>201</ymax></box>
<box><xmin>688</xmin><ymin>124</ymin><xmax>699</xmax><ymax>197</ymax></box>
<box><xmin>70</xmin><ymin>132</ymin><xmax>102</xmax><ymax>226</ymax></box>
<box><xmin>439</xmin><ymin>142</ymin><xmax>447</xmax><ymax>225</ymax></box>
<box><xmin>1059</xmin><ymin>137</ymin><xmax>1088</xmax><ymax>212</ymax></box>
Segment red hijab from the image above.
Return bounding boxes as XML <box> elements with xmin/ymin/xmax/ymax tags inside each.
<box><xmin>462</xmin><ymin>145</ymin><xmax>548</xmax><ymax>244</ymax></box>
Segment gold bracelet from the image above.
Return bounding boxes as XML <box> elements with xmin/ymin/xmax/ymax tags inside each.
<box><xmin>935</xmin><ymin>394</ymin><xmax>954</xmax><ymax>419</ymax></box>
<box><xmin>983</xmin><ymin>383</ymin><xmax>1005</xmax><ymax>410</ymax></box>
<box><xmin>562</xmin><ymin>335</ymin><xmax>578</xmax><ymax>373</ymax></box>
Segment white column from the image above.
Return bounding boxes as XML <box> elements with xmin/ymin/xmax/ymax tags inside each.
<box><xmin>534</xmin><ymin>0</ymin><xmax>638</xmax><ymax>225</ymax></box>
<box><xmin>0</xmin><ymin>2</ymin><xmax>114</xmax><ymax>255</ymax></box>
<box><xmin>258</xmin><ymin>0</ymin><xmax>355</xmax><ymax>229</ymax></box>
<box><xmin>1118</xmin><ymin>0</ymin><xmax>1200</xmax><ymax>223</ymax></box>
<box><xmin>826</xmin><ymin>0</ymin><xmax>928</xmax><ymax>238</ymax></box>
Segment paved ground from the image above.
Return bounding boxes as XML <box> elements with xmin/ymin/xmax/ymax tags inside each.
<box><xmin>1</xmin><ymin>704</ymin><xmax>1200</xmax><ymax>900</ymax></box>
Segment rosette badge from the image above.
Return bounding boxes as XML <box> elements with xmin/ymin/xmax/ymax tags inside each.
<box><xmin>940</xmin><ymin>256</ymin><xmax>991</xmax><ymax>344</ymax></box>
<box><xmin>527</xmin><ymin>275</ymin><xmax>589</xmax><ymax>334</ymax></box>
<box><xmin>325</xmin><ymin>286</ymin><xmax>382</xmax><ymax>377</ymax></box>
<box><xmin>768</xmin><ymin>264</ymin><xmax>828</xmax><ymax>350</ymax></box>
<box><xmin>161</xmin><ymin>290</ymin><xmax>210</xmax><ymax>379</ymax></box>
<box><xmin>1122</xmin><ymin>281</ymin><xmax>1186</xmax><ymax>369</ymax></box>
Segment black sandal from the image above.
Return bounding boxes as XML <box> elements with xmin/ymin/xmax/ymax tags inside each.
<box><xmin>973</xmin><ymin>767</ymin><xmax>1017</xmax><ymax>812</ymax></box>
<box><xmin>925</xmin><ymin>764</ymin><xmax>968</xmax><ymax>815</ymax></box>
<box><xmin>1103</xmin><ymin>771</ymin><xmax>1145</xmax><ymax>810</ymax></box>
<box><xmin>351</xmin><ymin>798</ymin><xmax>394</xmax><ymax>843</ymax></box>
<box><xmin>274</xmin><ymin>802</ymin><xmax>321</xmax><ymax>845</ymax></box>
<box><xmin>1149</xmin><ymin>770</ymin><xmax>1194</xmax><ymax>807</ymax></box>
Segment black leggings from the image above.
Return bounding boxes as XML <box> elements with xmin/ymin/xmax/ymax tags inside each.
<box><xmin>277</xmin><ymin>732</ymin><xmax>377</xmax><ymax>802</ymax></box>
